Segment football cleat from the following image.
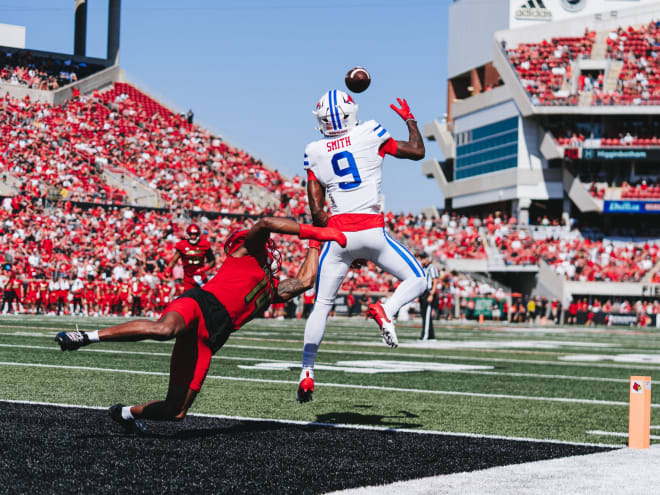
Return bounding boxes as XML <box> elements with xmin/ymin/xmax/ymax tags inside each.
<box><xmin>366</xmin><ymin>302</ymin><xmax>398</xmax><ymax>348</ymax></box>
<box><xmin>55</xmin><ymin>330</ymin><xmax>90</xmax><ymax>351</ymax></box>
<box><xmin>108</xmin><ymin>404</ymin><xmax>149</xmax><ymax>435</ymax></box>
<box><xmin>296</xmin><ymin>369</ymin><xmax>314</xmax><ymax>403</ymax></box>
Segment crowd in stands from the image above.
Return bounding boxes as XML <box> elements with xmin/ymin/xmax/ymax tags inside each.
<box><xmin>582</xmin><ymin>180</ymin><xmax>660</xmax><ymax>201</ymax></box>
<box><xmin>0</xmin><ymin>93</ymin><xmax>128</xmax><ymax>203</ymax></box>
<box><xmin>502</xmin><ymin>233</ymin><xmax>658</xmax><ymax>282</ymax></box>
<box><xmin>0</xmin><ymin>198</ymin><xmax>318</xmax><ymax>317</ymax></box>
<box><xmin>93</xmin><ymin>83</ymin><xmax>308</xmax><ymax>216</ymax></box>
<box><xmin>2</xmin><ymin>193</ymin><xmax>659</xmax><ymax>323</ymax></box>
<box><xmin>386</xmin><ymin>211</ymin><xmax>486</xmax><ymax>262</ymax></box>
<box><xmin>0</xmin><ymin>195</ymin><xmax>514</xmax><ymax>317</ymax></box>
<box><xmin>620</xmin><ymin>180</ymin><xmax>660</xmax><ymax>199</ymax></box>
<box><xmin>507</xmin><ymin>20</ymin><xmax>660</xmax><ymax>106</ymax></box>
<box><xmin>506</xmin><ymin>30</ymin><xmax>596</xmax><ymax>106</ymax></box>
<box><xmin>0</xmin><ymin>51</ymin><xmax>103</xmax><ymax>90</ymax></box>
<box><xmin>555</xmin><ymin>131</ymin><xmax>660</xmax><ymax>147</ymax></box>
<box><xmin>0</xmin><ymin>83</ymin><xmax>308</xmax><ymax>216</ymax></box>
<box><xmin>564</xmin><ymin>296</ymin><xmax>660</xmax><ymax>326</ymax></box>
<box><xmin>602</xmin><ymin>21</ymin><xmax>660</xmax><ymax>105</ymax></box>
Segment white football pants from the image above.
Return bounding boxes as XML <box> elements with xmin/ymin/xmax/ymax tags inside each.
<box><xmin>302</xmin><ymin>227</ymin><xmax>426</xmax><ymax>369</ymax></box>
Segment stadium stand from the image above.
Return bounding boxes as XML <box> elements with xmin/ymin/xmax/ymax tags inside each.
<box><xmin>506</xmin><ymin>30</ymin><xmax>596</xmax><ymax>106</ymax></box>
<box><xmin>0</xmin><ymin>50</ymin><xmax>104</xmax><ymax>90</ymax></box>
<box><xmin>506</xmin><ymin>20</ymin><xmax>660</xmax><ymax>107</ymax></box>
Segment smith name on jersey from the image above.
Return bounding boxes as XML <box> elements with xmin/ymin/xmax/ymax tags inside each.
<box><xmin>304</xmin><ymin>119</ymin><xmax>392</xmax><ymax>216</ymax></box>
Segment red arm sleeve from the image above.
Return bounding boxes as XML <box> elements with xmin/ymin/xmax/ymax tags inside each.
<box><xmin>378</xmin><ymin>138</ymin><xmax>398</xmax><ymax>157</ymax></box>
<box><xmin>306</xmin><ymin>169</ymin><xmax>318</xmax><ymax>182</ymax></box>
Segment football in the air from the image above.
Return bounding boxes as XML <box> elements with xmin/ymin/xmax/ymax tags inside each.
<box><xmin>345</xmin><ymin>67</ymin><xmax>371</xmax><ymax>93</ymax></box>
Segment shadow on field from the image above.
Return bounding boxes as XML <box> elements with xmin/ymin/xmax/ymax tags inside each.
<box><xmin>81</xmin><ymin>419</ymin><xmax>290</xmax><ymax>440</ymax></box>
<box><xmin>316</xmin><ymin>406</ymin><xmax>423</xmax><ymax>429</ymax></box>
<box><xmin>172</xmin><ymin>420</ymin><xmax>288</xmax><ymax>440</ymax></box>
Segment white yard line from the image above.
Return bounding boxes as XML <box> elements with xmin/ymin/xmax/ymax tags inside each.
<box><xmin>587</xmin><ymin>430</ymin><xmax>660</xmax><ymax>440</ymax></box>
<box><xmin>0</xmin><ymin>360</ymin><xmax>655</xmax><ymax>408</ymax></box>
<box><xmin>0</xmin><ymin>398</ymin><xmax>621</xmax><ymax>448</ymax></box>
<box><xmin>0</xmin><ymin>344</ymin><xmax>657</xmax><ymax>383</ymax></box>
<box><xmin>0</xmin><ymin>343</ymin><xmax>639</xmax><ymax>383</ymax></box>
<box><xmin>3</xmin><ymin>331</ymin><xmax>660</xmax><ymax>367</ymax></box>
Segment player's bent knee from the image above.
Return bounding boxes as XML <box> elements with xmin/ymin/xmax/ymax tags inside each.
<box><xmin>154</xmin><ymin>312</ymin><xmax>187</xmax><ymax>340</ymax></box>
<box><xmin>152</xmin><ymin>321</ymin><xmax>178</xmax><ymax>340</ymax></box>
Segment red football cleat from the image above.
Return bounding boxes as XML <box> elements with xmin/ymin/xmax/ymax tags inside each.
<box><xmin>296</xmin><ymin>369</ymin><xmax>314</xmax><ymax>403</ymax></box>
<box><xmin>366</xmin><ymin>302</ymin><xmax>398</xmax><ymax>348</ymax></box>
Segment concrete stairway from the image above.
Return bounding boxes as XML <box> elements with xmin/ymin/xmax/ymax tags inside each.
<box><xmin>603</xmin><ymin>60</ymin><xmax>624</xmax><ymax>91</ymax></box>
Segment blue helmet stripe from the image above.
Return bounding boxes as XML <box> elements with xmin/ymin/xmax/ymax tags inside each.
<box><xmin>328</xmin><ymin>90</ymin><xmax>338</xmax><ymax>130</ymax></box>
<box><xmin>334</xmin><ymin>90</ymin><xmax>342</xmax><ymax>130</ymax></box>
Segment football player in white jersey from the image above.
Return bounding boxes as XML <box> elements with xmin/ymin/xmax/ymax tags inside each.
<box><xmin>297</xmin><ymin>89</ymin><xmax>426</xmax><ymax>402</ymax></box>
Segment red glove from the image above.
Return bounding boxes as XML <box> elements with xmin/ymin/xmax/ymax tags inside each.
<box><xmin>299</xmin><ymin>224</ymin><xmax>347</xmax><ymax>247</ymax></box>
<box><xmin>309</xmin><ymin>239</ymin><xmax>322</xmax><ymax>250</ymax></box>
<box><xmin>390</xmin><ymin>98</ymin><xmax>415</xmax><ymax>121</ymax></box>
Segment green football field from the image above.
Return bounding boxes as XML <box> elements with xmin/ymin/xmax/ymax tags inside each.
<box><xmin>1</xmin><ymin>315</ymin><xmax>657</xmax><ymax>446</ymax></box>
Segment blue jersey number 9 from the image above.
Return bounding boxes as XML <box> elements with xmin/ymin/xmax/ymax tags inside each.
<box><xmin>331</xmin><ymin>151</ymin><xmax>361</xmax><ymax>190</ymax></box>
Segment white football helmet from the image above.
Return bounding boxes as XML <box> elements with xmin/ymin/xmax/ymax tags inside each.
<box><xmin>313</xmin><ymin>89</ymin><xmax>359</xmax><ymax>137</ymax></box>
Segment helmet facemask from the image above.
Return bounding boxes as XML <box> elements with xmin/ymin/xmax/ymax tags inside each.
<box><xmin>266</xmin><ymin>239</ymin><xmax>281</xmax><ymax>275</ymax></box>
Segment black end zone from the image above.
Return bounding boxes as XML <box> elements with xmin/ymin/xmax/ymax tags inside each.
<box><xmin>0</xmin><ymin>403</ymin><xmax>613</xmax><ymax>494</ymax></box>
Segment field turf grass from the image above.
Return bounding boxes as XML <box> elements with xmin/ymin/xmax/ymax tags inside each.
<box><xmin>1</xmin><ymin>315</ymin><xmax>657</xmax><ymax>493</ymax></box>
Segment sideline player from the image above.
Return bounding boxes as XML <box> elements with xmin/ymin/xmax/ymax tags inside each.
<box><xmin>166</xmin><ymin>223</ymin><xmax>216</xmax><ymax>291</ymax></box>
<box><xmin>297</xmin><ymin>90</ymin><xmax>426</xmax><ymax>402</ymax></box>
<box><xmin>55</xmin><ymin>217</ymin><xmax>346</xmax><ymax>433</ymax></box>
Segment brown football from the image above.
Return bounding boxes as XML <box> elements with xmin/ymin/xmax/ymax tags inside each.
<box><xmin>345</xmin><ymin>67</ymin><xmax>371</xmax><ymax>93</ymax></box>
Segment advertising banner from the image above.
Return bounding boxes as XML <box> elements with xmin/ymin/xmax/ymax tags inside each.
<box><xmin>603</xmin><ymin>201</ymin><xmax>660</xmax><ymax>214</ymax></box>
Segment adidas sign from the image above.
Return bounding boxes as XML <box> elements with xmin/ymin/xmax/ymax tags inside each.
<box><xmin>515</xmin><ymin>0</ymin><xmax>553</xmax><ymax>21</ymax></box>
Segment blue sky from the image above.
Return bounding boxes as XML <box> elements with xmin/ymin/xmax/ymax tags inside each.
<box><xmin>1</xmin><ymin>0</ymin><xmax>449</xmax><ymax>214</ymax></box>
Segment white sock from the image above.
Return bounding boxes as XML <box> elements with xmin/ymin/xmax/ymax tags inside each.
<box><xmin>121</xmin><ymin>406</ymin><xmax>134</xmax><ymax>420</ymax></box>
<box><xmin>88</xmin><ymin>330</ymin><xmax>100</xmax><ymax>342</ymax></box>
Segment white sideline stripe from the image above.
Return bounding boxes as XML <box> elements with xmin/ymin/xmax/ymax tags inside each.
<box><xmin>0</xmin><ymin>344</ymin><xmax>634</xmax><ymax>383</ymax></box>
<box><xmin>0</xmin><ymin>398</ymin><xmax>622</xmax><ymax>449</ymax></box>
<box><xmin>0</xmin><ymin>360</ymin><xmax>655</xmax><ymax>408</ymax></box>
<box><xmin>588</xmin><ymin>430</ymin><xmax>660</xmax><ymax>440</ymax></box>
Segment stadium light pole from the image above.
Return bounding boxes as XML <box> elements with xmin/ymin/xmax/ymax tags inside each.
<box><xmin>74</xmin><ymin>0</ymin><xmax>87</xmax><ymax>57</ymax></box>
<box><xmin>107</xmin><ymin>0</ymin><xmax>121</xmax><ymax>64</ymax></box>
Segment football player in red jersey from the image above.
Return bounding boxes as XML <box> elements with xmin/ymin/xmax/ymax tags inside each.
<box><xmin>165</xmin><ymin>223</ymin><xmax>216</xmax><ymax>291</ymax></box>
<box><xmin>55</xmin><ymin>217</ymin><xmax>346</xmax><ymax>433</ymax></box>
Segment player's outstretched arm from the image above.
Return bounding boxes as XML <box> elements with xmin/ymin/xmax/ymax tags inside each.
<box><xmin>274</xmin><ymin>244</ymin><xmax>320</xmax><ymax>303</ymax></box>
<box><xmin>243</xmin><ymin>217</ymin><xmax>346</xmax><ymax>255</ymax></box>
<box><xmin>387</xmin><ymin>97</ymin><xmax>425</xmax><ymax>161</ymax></box>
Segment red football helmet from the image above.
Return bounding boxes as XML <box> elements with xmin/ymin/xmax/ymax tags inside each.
<box><xmin>186</xmin><ymin>223</ymin><xmax>201</xmax><ymax>244</ymax></box>
<box><xmin>224</xmin><ymin>229</ymin><xmax>248</xmax><ymax>255</ymax></box>
<box><xmin>224</xmin><ymin>229</ymin><xmax>281</xmax><ymax>274</ymax></box>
